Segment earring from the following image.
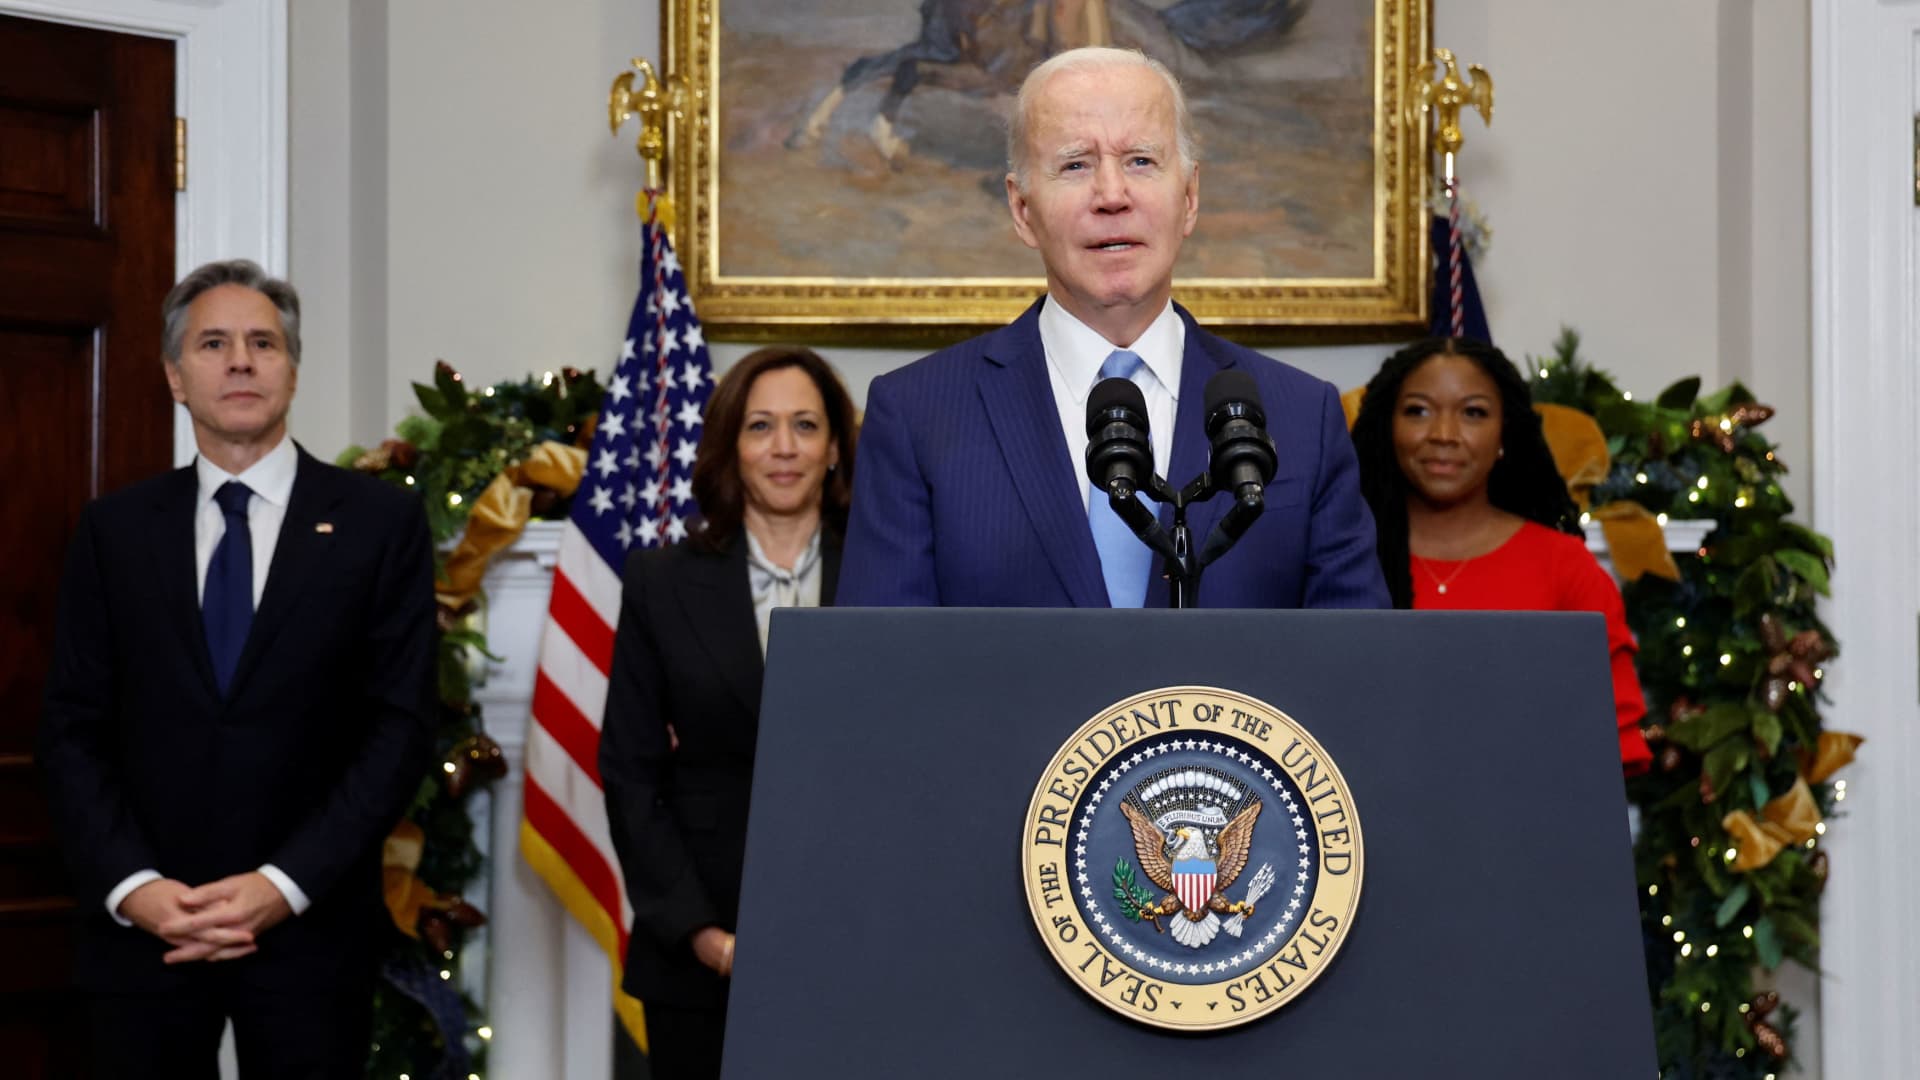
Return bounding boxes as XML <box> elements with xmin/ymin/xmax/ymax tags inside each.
<box><xmin>1497</xmin><ymin>447</ymin><xmax>1505</xmax><ymax>459</ymax></box>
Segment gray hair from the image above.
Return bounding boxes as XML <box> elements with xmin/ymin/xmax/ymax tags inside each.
<box><xmin>1007</xmin><ymin>47</ymin><xmax>1199</xmax><ymax>192</ymax></box>
<box><xmin>161</xmin><ymin>259</ymin><xmax>302</xmax><ymax>365</ymax></box>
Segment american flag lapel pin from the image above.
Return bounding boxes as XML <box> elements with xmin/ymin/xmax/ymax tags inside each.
<box><xmin>315</xmin><ymin>522</ymin><xmax>334</xmax><ymax>534</ymax></box>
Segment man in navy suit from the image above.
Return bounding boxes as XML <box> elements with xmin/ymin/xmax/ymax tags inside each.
<box><xmin>840</xmin><ymin>47</ymin><xmax>1389</xmax><ymax>609</ymax></box>
<box><xmin>39</xmin><ymin>260</ymin><xmax>435</xmax><ymax>1077</ymax></box>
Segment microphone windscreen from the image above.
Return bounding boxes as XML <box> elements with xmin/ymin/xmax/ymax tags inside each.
<box><xmin>1203</xmin><ymin>370</ymin><xmax>1264</xmax><ymax>426</ymax></box>
<box><xmin>1086</xmin><ymin>376</ymin><xmax>1150</xmax><ymax>436</ymax></box>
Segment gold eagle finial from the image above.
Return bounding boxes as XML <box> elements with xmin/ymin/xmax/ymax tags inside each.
<box><xmin>1411</xmin><ymin>47</ymin><xmax>1494</xmax><ymax>165</ymax></box>
<box><xmin>609</xmin><ymin>57</ymin><xmax>688</xmax><ymax>194</ymax></box>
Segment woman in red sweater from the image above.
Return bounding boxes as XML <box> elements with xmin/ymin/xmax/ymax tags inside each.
<box><xmin>1351</xmin><ymin>338</ymin><xmax>1653</xmax><ymax>775</ymax></box>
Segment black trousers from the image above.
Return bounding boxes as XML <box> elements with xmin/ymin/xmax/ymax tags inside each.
<box><xmin>643</xmin><ymin>998</ymin><xmax>730</xmax><ymax>1080</ymax></box>
<box><xmin>87</xmin><ymin>978</ymin><xmax>373</xmax><ymax>1080</ymax></box>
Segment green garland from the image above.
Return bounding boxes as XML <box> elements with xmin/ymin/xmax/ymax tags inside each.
<box><xmin>338</xmin><ymin>362</ymin><xmax>605</xmax><ymax>1079</ymax></box>
<box><xmin>1529</xmin><ymin>329</ymin><xmax>1843</xmax><ymax>1079</ymax></box>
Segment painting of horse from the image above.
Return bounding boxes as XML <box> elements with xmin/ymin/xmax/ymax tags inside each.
<box><xmin>671</xmin><ymin>0</ymin><xmax>1428</xmax><ymax>334</ymax></box>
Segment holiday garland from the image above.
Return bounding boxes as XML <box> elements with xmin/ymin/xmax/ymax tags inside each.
<box><xmin>337</xmin><ymin>362</ymin><xmax>605</xmax><ymax>1079</ymax></box>
<box><xmin>1528</xmin><ymin>329</ymin><xmax>1858</xmax><ymax>1079</ymax></box>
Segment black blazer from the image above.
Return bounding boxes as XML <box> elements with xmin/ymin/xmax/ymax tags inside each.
<box><xmin>599</xmin><ymin>530</ymin><xmax>842</xmax><ymax>1007</ymax></box>
<box><xmin>38</xmin><ymin>447</ymin><xmax>437</xmax><ymax>991</ymax></box>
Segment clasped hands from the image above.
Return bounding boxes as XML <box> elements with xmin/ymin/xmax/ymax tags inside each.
<box><xmin>119</xmin><ymin>872</ymin><xmax>293</xmax><ymax>965</ymax></box>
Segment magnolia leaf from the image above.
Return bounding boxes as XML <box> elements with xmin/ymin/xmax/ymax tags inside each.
<box><xmin>1771</xmin><ymin>549</ymin><xmax>1831</xmax><ymax>596</ymax></box>
<box><xmin>1714</xmin><ymin>882</ymin><xmax>1751</xmax><ymax>927</ymax></box>
<box><xmin>1657</xmin><ymin>377</ymin><xmax>1702</xmax><ymax>410</ymax></box>
<box><xmin>413</xmin><ymin>383</ymin><xmax>449</xmax><ymax>416</ymax></box>
<box><xmin>1747</xmin><ymin>770</ymin><xmax>1770</xmax><ymax>811</ymax></box>
<box><xmin>1750</xmin><ymin>712</ymin><xmax>1783</xmax><ymax>758</ymax></box>
<box><xmin>1702</xmin><ymin>738</ymin><xmax>1751</xmax><ymax>794</ymax></box>
<box><xmin>1753</xmin><ymin>916</ymin><xmax>1784</xmax><ymax>969</ymax></box>
<box><xmin>1780</xmin><ymin>522</ymin><xmax>1835</xmax><ymax>561</ymax></box>
<box><xmin>1667</xmin><ymin>702</ymin><xmax>1754</xmax><ymax>751</ymax></box>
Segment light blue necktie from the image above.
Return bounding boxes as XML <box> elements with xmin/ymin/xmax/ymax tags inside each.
<box><xmin>1087</xmin><ymin>349</ymin><xmax>1152</xmax><ymax>608</ymax></box>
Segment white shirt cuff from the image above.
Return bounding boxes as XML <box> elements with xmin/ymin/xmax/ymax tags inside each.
<box><xmin>106</xmin><ymin>869</ymin><xmax>163</xmax><ymax>926</ymax></box>
<box><xmin>257</xmin><ymin>863</ymin><xmax>310</xmax><ymax>915</ymax></box>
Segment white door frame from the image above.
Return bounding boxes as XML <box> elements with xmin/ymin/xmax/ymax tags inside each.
<box><xmin>0</xmin><ymin>0</ymin><xmax>288</xmax><ymax>465</ymax></box>
<box><xmin>1810</xmin><ymin>2</ymin><xmax>1920</xmax><ymax>1078</ymax></box>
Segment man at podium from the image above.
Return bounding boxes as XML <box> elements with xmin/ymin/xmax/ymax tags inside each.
<box><xmin>840</xmin><ymin>47</ymin><xmax>1386</xmax><ymax>609</ymax></box>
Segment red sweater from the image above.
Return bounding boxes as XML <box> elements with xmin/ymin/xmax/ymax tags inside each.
<box><xmin>1412</xmin><ymin>521</ymin><xmax>1654</xmax><ymax>775</ymax></box>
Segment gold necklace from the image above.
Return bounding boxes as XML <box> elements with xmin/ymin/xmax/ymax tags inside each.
<box><xmin>1412</xmin><ymin>553</ymin><xmax>1478</xmax><ymax>595</ymax></box>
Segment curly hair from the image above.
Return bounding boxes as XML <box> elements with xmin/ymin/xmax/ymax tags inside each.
<box><xmin>689</xmin><ymin>346</ymin><xmax>857</xmax><ymax>552</ymax></box>
<box><xmin>1350</xmin><ymin>337</ymin><xmax>1581</xmax><ymax>609</ymax></box>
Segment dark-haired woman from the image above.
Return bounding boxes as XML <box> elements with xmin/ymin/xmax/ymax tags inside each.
<box><xmin>599</xmin><ymin>346</ymin><xmax>858</xmax><ymax>1078</ymax></box>
<box><xmin>1352</xmin><ymin>337</ymin><xmax>1652</xmax><ymax>774</ymax></box>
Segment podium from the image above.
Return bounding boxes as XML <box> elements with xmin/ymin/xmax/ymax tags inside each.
<box><xmin>722</xmin><ymin>609</ymin><xmax>1654</xmax><ymax>1077</ymax></box>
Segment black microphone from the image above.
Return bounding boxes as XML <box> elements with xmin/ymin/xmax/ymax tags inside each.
<box><xmin>1085</xmin><ymin>377</ymin><xmax>1154</xmax><ymax>500</ymax></box>
<box><xmin>1203</xmin><ymin>370</ymin><xmax>1277</xmax><ymax>503</ymax></box>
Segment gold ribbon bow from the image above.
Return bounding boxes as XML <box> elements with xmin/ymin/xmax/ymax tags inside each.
<box><xmin>438</xmin><ymin>440</ymin><xmax>588</xmax><ymax>607</ymax></box>
<box><xmin>1722</xmin><ymin>730</ymin><xmax>1865</xmax><ymax>872</ymax></box>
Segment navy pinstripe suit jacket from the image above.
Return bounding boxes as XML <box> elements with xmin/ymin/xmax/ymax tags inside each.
<box><xmin>839</xmin><ymin>298</ymin><xmax>1390</xmax><ymax>609</ymax></box>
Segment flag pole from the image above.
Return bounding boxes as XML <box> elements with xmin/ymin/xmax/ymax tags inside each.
<box><xmin>1411</xmin><ymin>49</ymin><xmax>1494</xmax><ymax>339</ymax></box>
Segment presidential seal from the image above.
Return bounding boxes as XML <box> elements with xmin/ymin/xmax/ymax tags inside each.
<box><xmin>1021</xmin><ymin>687</ymin><xmax>1363</xmax><ymax>1030</ymax></box>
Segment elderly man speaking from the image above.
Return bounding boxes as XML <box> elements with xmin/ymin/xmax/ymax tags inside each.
<box><xmin>839</xmin><ymin>47</ymin><xmax>1388</xmax><ymax>609</ymax></box>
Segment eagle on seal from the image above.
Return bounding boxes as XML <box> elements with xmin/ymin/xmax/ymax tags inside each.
<box><xmin>1120</xmin><ymin>800</ymin><xmax>1261</xmax><ymax>949</ymax></box>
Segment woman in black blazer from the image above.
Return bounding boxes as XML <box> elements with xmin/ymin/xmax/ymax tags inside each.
<box><xmin>599</xmin><ymin>345</ymin><xmax>858</xmax><ymax>1079</ymax></box>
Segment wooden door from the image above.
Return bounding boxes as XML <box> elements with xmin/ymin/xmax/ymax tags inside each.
<box><xmin>0</xmin><ymin>12</ymin><xmax>176</xmax><ymax>1074</ymax></box>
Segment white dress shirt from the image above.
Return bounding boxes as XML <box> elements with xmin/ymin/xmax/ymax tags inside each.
<box><xmin>105</xmin><ymin>434</ymin><xmax>311</xmax><ymax>924</ymax></box>
<box><xmin>745</xmin><ymin>527</ymin><xmax>824</xmax><ymax>657</ymax></box>
<box><xmin>1039</xmin><ymin>298</ymin><xmax>1185</xmax><ymax>510</ymax></box>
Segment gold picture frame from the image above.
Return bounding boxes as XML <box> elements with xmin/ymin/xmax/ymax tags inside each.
<box><xmin>665</xmin><ymin>0</ymin><xmax>1431</xmax><ymax>343</ymax></box>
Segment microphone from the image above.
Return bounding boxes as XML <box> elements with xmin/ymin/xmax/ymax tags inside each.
<box><xmin>1085</xmin><ymin>377</ymin><xmax>1154</xmax><ymax>501</ymax></box>
<box><xmin>1203</xmin><ymin>371</ymin><xmax>1277</xmax><ymax>504</ymax></box>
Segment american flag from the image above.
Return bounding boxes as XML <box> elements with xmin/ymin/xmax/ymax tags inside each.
<box><xmin>520</xmin><ymin>199</ymin><xmax>712</xmax><ymax>1049</ymax></box>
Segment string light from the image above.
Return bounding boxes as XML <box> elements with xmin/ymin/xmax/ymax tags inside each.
<box><xmin>1538</xmin><ymin>367</ymin><xmax>1550</xmax><ymax>379</ymax></box>
<box><xmin>448</xmin><ymin>493</ymin><xmax>463</xmax><ymax>508</ymax></box>
<box><xmin>1734</xmin><ymin>496</ymin><xmax>1748</xmax><ymax>508</ymax></box>
<box><xmin>1636</xmin><ymin>472</ymin><xmax>1649</xmax><ymax>484</ymax></box>
<box><xmin>1662</xmin><ymin>915</ymin><xmax>1673</xmax><ymax>926</ymax></box>
<box><xmin>1697</xmin><ymin>476</ymin><xmax>1710</xmax><ymax>490</ymax></box>
<box><xmin>1688</xmin><ymin>491</ymin><xmax>1701</xmax><ymax>503</ymax></box>
<box><xmin>1723</xmin><ymin>849</ymin><xmax>1736</xmax><ymax>863</ymax></box>
<box><xmin>1742</xmin><ymin>925</ymin><xmax>1754</xmax><ymax>938</ymax></box>
<box><xmin>404</xmin><ymin>476</ymin><xmax>417</xmax><ymax>486</ymax></box>
<box><xmin>440</xmin><ymin>969</ymin><xmax>452</xmax><ymax>981</ymax></box>
<box><xmin>1682</xmin><ymin>645</ymin><xmax>1693</xmax><ymax>657</ymax></box>
<box><xmin>542</xmin><ymin>370</ymin><xmax>555</xmax><ymax>385</ymax></box>
<box><xmin>1648</xmin><ymin>884</ymin><xmax>1659</xmax><ymax>897</ymax></box>
<box><xmin>478</xmin><ymin>1027</ymin><xmax>493</xmax><ymax>1041</ymax></box>
<box><xmin>1739</xmin><ymin>1003</ymin><xmax>1751</xmax><ymax>1014</ymax></box>
<box><xmin>1656</xmin><ymin>512</ymin><xmax>1669</xmax><ymax>525</ymax></box>
<box><xmin>1580</xmin><ymin>512</ymin><xmax>1591</xmax><ymax>525</ymax></box>
<box><xmin>1700</xmin><ymin>1001</ymin><xmax>1712</xmax><ymax>1012</ymax></box>
<box><xmin>483</xmin><ymin>386</ymin><xmax>496</xmax><ymax>397</ymax></box>
<box><xmin>1623</xmin><ymin>391</ymin><xmax>1633</xmax><ymax>401</ymax></box>
<box><xmin>1705</xmin><ymin>944</ymin><xmax>1719</xmax><ymax>957</ymax></box>
<box><xmin>1719</xmin><ymin>653</ymin><xmax>1733</xmax><ymax>666</ymax></box>
<box><xmin>1680</xmin><ymin>943</ymin><xmax>1693</xmax><ymax>957</ymax></box>
<box><xmin>1675</xmin><ymin>617</ymin><xmax>1687</xmax><ymax>628</ymax></box>
<box><xmin>1672</xmin><ymin>930</ymin><xmax>1686</xmax><ymax>943</ymax></box>
<box><xmin>1718</xmin><ymin>418</ymin><xmax>1733</xmax><ymax>433</ymax></box>
<box><xmin>442</xmin><ymin>761</ymin><xmax>457</xmax><ymax>775</ymax></box>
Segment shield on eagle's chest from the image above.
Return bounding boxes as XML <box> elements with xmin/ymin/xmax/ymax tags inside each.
<box><xmin>1172</xmin><ymin>858</ymin><xmax>1216</xmax><ymax>913</ymax></box>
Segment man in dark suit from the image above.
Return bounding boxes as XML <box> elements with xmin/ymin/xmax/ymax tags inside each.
<box><xmin>839</xmin><ymin>47</ymin><xmax>1389</xmax><ymax>609</ymax></box>
<box><xmin>39</xmin><ymin>259</ymin><xmax>436</xmax><ymax>1077</ymax></box>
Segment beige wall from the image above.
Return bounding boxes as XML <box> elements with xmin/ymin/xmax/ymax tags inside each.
<box><xmin>290</xmin><ymin>0</ymin><xmax>1814</xmax><ymax>509</ymax></box>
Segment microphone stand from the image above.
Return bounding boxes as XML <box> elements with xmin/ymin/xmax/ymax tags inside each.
<box><xmin>1110</xmin><ymin>470</ymin><xmax>1264</xmax><ymax>609</ymax></box>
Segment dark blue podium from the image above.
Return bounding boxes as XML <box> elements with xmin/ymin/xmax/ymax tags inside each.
<box><xmin>720</xmin><ymin>610</ymin><xmax>1654</xmax><ymax>1077</ymax></box>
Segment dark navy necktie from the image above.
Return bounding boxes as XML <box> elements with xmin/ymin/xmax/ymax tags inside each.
<box><xmin>203</xmin><ymin>480</ymin><xmax>255</xmax><ymax>694</ymax></box>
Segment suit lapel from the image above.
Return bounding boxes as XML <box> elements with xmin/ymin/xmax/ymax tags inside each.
<box><xmin>977</xmin><ymin>301</ymin><xmax>1108</xmax><ymax>607</ymax></box>
<box><xmin>152</xmin><ymin>466</ymin><xmax>219</xmax><ymax>693</ymax></box>
<box><xmin>1152</xmin><ymin>306</ymin><xmax>1234</xmax><ymax>607</ymax></box>
<box><xmin>229</xmin><ymin>448</ymin><xmax>340</xmax><ymax>696</ymax></box>
<box><xmin>821</xmin><ymin>530</ymin><xmax>843</xmax><ymax>606</ymax></box>
<box><xmin>673</xmin><ymin>540</ymin><xmax>764</xmax><ymax>716</ymax></box>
